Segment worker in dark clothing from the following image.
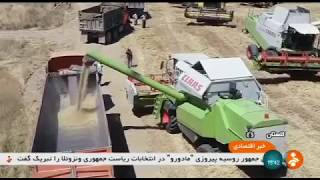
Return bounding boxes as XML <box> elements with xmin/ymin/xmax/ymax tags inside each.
<box><xmin>126</xmin><ymin>48</ymin><xmax>133</xmax><ymax>68</ymax></box>
<box><xmin>141</xmin><ymin>14</ymin><xmax>146</xmax><ymax>28</ymax></box>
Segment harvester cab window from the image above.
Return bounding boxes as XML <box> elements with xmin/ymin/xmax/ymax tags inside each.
<box><xmin>284</xmin><ymin>27</ymin><xmax>316</xmax><ymax>51</ymax></box>
<box><xmin>229</xmin><ymin>82</ymin><xmax>242</xmax><ymax>100</ymax></box>
<box><xmin>217</xmin><ymin>82</ymin><xmax>242</xmax><ymax>100</ymax></box>
<box><xmin>192</xmin><ymin>61</ymin><xmax>208</xmax><ymax>77</ymax></box>
<box><xmin>206</xmin><ymin>79</ymin><xmax>262</xmax><ymax>105</ymax></box>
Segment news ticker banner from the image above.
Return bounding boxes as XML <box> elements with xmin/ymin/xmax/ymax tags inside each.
<box><xmin>0</xmin><ymin>153</ymin><xmax>264</xmax><ymax>166</ymax></box>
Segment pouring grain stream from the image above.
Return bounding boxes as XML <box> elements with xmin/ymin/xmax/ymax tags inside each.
<box><xmin>77</xmin><ymin>65</ymin><xmax>90</xmax><ymax>110</ymax></box>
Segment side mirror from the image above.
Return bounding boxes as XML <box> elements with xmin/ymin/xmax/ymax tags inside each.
<box><xmin>160</xmin><ymin>61</ymin><xmax>164</xmax><ymax>70</ymax></box>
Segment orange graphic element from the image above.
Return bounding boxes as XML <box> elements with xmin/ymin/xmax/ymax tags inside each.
<box><xmin>229</xmin><ymin>141</ymin><xmax>276</xmax><ymax>153</ymax></box>
<box><xmin>286</xmin><ymin>150</ymin><xmax>304</xmax><ymax>170</ymax></box>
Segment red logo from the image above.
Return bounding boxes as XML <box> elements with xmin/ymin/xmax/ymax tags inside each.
<box><xmin>181</xmin><ymin>74</ymin><xmax>203</xmax><ymax>92</ymax></box>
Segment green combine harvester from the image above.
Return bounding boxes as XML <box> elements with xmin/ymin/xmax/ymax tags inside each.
<box><xmin>184</xmin><ymin>2</ymin><xmax>235</xmax><ymax>27</ymax></box>
<box><xmin>84</xmin><ymin>50</ymin><xmax>288</xmax><ymax>161</ymax></box>
<box><xmin>244</xmin><ymin>6</ymin><xmax>320</xmax><ymax>77</ymax></box>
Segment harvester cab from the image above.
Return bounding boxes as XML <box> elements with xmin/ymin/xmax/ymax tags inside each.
<box><xmin>169</xmin><ymin>54</ymin><xmax>268</xmax><ymax>107</ymax></box>
<box><xmin>245</xmin><ymin>6</ymin><xmax>320</xmax><ymax>75</ymax></box>
<box><xmin>85</xmin><ymin>51</ymin><xmax>288</xmax><ymax>157</ymax></box>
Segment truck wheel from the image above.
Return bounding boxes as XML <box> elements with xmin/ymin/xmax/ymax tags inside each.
<box><xmin>105</xmin><ymin>32</ymin><xmax>112</xmax><ymax>45</ymax></box>
<box><xmin>247</xmin><ymin>44</ymin><xmax>259</xmax><ymax>60</ymax></box>
<box><xmin>112</xmin><ymin>29</ymin><xmax>119</xmax><ymax>42</ymax></box>
<box><xmin>98</xmin><ymin>35</ymin><xmax>106</xmax><ymax>44</ymax></box>
<box><xmin>119</xmin><ymin>25</ymin><xmax>124</xmax><ymax>34</ymax></box>
<box><xmin>196</xmin><ymin>144</ymin><xmax>220</xmax><ymax>153</ymax></box>
<box><xmin>87</xmin><ymin>34</ymin><xmax>93</xmax><ymax>43</ymax></box>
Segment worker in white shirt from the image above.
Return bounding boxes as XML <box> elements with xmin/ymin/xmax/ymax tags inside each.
<box><xmin>133</xmin><ymin>13</ymin><xmax>138</xmax><ymax>25</ymax></box>
<box><xmin>94</xmin><ymin>62</ymin><xmax>103</xmax><ymax>84</ymax></box>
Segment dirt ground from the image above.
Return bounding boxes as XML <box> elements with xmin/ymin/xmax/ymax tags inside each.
<box><xmin>0</xmin><ymin>2</ymin><xmax>320</xmax><ymax>178</ymax></box>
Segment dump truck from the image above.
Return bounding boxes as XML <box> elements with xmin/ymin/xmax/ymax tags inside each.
<box><xmin>84</xmin><ymin>50</ymin><xmax>288</xmax><ymax>161</ymax></box>
<box><xmin>244</xmin><ymin>6</ymin><xmax>320</xmax><ymax>76</ymax></box>
<box><xmin>31</xmin><ymin>52</ymin><xmax>114</xmax><ymax>178</ymax></box>
<box><xmin>79</xmin><ymin>3</ymin><xmax>130</xmax><ymax>44</ymax></box>
<box><xmin>184</xmin><ymin>2</ymin><xmax>234</xmax><ymax>26</ymax></box>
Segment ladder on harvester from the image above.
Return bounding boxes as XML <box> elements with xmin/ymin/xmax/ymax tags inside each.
<box><xmin>152</xmin><ymin>94</ymin><xmax>167</xmax><ymax>119</ymax></box>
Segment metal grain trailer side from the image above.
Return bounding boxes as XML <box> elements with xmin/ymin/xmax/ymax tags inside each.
<box><xmin>79</xmin><ymin>3</ymin><xmax>129</xmax><ymax>45</ymax></box>
<box><xmin>31</xmin><ymin>52</ymin><xmax>114</xmax><ymax>178</ymax></box>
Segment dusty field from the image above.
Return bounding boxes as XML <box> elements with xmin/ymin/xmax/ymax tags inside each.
<box><xmin>0</xmin><ymin>2</ymin><xmax>320</xmax><ymax>178</ymax></box>
<box><xmin>0</xmin><ymin>3</ymin><xmax>70</xmax><ymax>30</ymax></box>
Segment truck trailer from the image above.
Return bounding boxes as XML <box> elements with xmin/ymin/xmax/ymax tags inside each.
<box><xmin>31</xmin><ymin>52</ymin><xmax>114</xmax><ymax>178</ymax></box>
<box><xmin>79</xmin><ymin>3</ymin><xmax>130</xmax><ymax>45</ymax></box>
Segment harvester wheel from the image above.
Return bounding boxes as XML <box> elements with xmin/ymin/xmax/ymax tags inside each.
<box><xmin>161</xmin><ymin>110</ymin><xmax>180</xmax><ymax>134</ymax></box>
<box><xmin>196</xmin><ymin>144</ymin><xmax>220</xmax><ymax>153</ymax></box>
<box><xmin>166</xmin><ymin>115</ymin><xmax>180</xmax><ymax>134</ymax></box>
<box><xmin>160</xmin><ymin>101</ymin><xmax>180</xmax><ymax>134</ymax></box>
<box><xmin>247</xmin><ymin>44</ymin><xmax>259</xmax><ymax>60</ymax></box>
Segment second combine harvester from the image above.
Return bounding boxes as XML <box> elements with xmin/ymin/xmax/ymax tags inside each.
<box><xmin>245</xmin><ymin>6</ymin><xmax>320</xmax><ymax>77</ymax></box>
<box><xmin>84</xmin><ymin>50</ymin><xmax>288</xmax><ymax>157</ymax></box>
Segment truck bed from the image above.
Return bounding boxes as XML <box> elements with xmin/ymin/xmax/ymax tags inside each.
<box><xmin>79</xmin><ymin>3</ymin><xmax>124</xmax><ymax>32</ymax></box>
<box><xmin>31</xmin><ymin>53</ymin><xmax>113</xmax><ymax>178</ymax></box>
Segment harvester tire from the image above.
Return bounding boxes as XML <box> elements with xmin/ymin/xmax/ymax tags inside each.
<box><xmin>166</xmin><ymin>115</ymin><xmax>181</xmax><ymax>134</ymax></box>
<box><xmin>196</xmin><ymin>144</ymin><xmax>220</xmax><ymax>153</ymax></box>
<box><xmin>247</xmin><ymin>44</ymin><xmax>259</xmax><ymax>60</ymax></box>
<box><xmin>161</xmin><ymin>101</ymin><xmax>180</xmax><ymax>134</ymax></box>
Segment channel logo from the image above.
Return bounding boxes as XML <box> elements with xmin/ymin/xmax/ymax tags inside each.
<box><xmin>262</xmin><ymin>149</ymin><xmax>304</xmax><ymax>170</ymax></box>
<box><xmin>285</xmin><ymin>150</ymin><xmax>304</xmax><ymax>170</ymax></box>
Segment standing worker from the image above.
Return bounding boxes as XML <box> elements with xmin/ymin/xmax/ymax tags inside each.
<box><xmin>126</xmin><ymin>48</ymin><xmax>133</xmax><ymax>68</ymax></box>
<box><xmin>141</xmin><ymin>13</ymin><xmax>146</xmax><ymax>28</ymax></box>
<box><xmin>133</xmin><ymin>14</ymin><xmax>138</xmax><ymax>25</ymax></box>
<box><xmin>94</xmin><ymin>61</ymin><xmax>103</xmax><ymax>85</ymax></box>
